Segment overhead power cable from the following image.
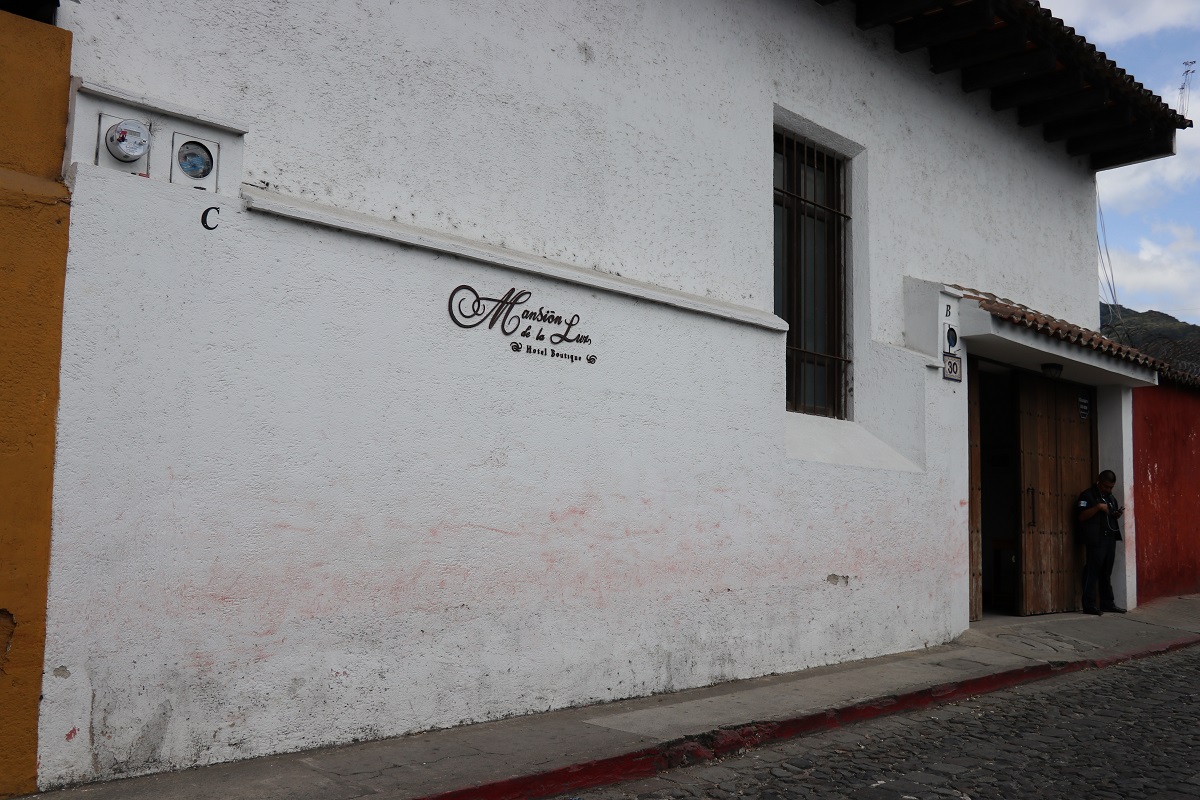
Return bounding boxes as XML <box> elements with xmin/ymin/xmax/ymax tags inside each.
<box><xmin>1096</xmin><ymin>195</ymin><xmax>1128</xmax><ymax>343</ymax></box>
<box><xmin>1180</xmin><ymin>60</ymin><xmax>1195</xmax><ymax>118</ymax></box>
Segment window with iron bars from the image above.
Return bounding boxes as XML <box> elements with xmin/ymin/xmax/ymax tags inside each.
<box><xmin>773</xmin><ymin>129</ymin><xmax>850</xmax><ymax>419</ymax></box>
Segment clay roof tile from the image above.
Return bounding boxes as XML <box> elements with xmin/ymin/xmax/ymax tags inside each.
<box><xmin>948</xmin><ymin>285</ymin><xmax>1166</xmax><ymax>371</ymax></box>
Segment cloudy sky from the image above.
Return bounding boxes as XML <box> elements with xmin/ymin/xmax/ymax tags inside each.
<box><xmin>1043</xmin><ymin>1</ymin><xmax>1200</xmax><ymax>325</ymax></box>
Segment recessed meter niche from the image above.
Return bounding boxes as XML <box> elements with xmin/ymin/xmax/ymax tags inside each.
<box><xmin>169</xmin><ymin>132</ymin><xmax>220</xmax><ymax>190</ymax></box>
<box><xmin>177</xmin><ymin>141</ymin><xmax>214</xmax><ymax>179</ymax></box>
<box><xmin>104</xmin><ymin>119</ymin><xmax>150</xmax><ymax>162</ymax></box>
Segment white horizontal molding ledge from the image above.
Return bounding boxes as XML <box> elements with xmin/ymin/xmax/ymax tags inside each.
<box><xmin>240</xmin><ymin>185</ymin><xmax>787</xmax><ymax>333</ymax></box>
<box><xmin>75</xmin><ymin>78</ymin><xmax>250</xmax><ymax>135</ymax></box>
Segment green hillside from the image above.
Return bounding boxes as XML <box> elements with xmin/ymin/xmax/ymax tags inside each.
<box><xmin>1100</xmin><ymin>303</ymin><xmax>1200</xmax><ymax>374</ymax></box>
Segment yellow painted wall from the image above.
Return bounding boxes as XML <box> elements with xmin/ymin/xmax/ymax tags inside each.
<box><xmin>0</xmin><ymin>10</ymin><xmax>72</xmax><ymax>798</ymax></box>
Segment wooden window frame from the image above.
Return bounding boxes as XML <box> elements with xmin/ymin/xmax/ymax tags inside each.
<box><xmin>773</xmin><ymin>129</ymin><xmax>850</xmax><ymax>419</ymax></box>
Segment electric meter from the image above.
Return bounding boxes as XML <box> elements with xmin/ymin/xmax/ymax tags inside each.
<box><xmin>177</xmin><ymin>141</ymin><xmax>214</xmax><ymax>179</ymax></box>
<box><xmin>104</xmin><ymin>119</ymin><xmax>150</xmax><ymax>162</ymax></box>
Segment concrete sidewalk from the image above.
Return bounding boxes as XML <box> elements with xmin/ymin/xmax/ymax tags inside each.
<box><xmin>28</xmin><ymin>595</ymin><xmax>1200</xmax><ymax>800</ymax></box>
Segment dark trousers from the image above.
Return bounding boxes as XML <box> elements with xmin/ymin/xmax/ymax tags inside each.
<box><xmin>1082</xmin><ymin>536</ymin><xmax>1117</xmax><ymax>611</ymax></box>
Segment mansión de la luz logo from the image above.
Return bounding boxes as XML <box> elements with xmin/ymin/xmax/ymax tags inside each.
<box><xmin>448</xmin><ymin>284</ymin><xmax>597</xmax><ymax>365</ymax></box>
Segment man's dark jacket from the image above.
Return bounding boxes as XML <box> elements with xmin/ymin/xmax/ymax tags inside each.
<box><xmin>1076</xmin><ymin>485</ymin><xmax>1122</xmax><ymax>546</ymax></box>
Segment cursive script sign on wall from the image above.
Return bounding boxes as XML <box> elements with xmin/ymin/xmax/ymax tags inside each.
<box><xmin>448</xmin><ymin>284</ymin><xmax>597</xmax><ymax>364</ymax></box>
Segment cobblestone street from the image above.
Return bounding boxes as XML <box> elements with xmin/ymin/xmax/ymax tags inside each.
<box><xmin>561</xmin><ymin>646</ymin><xmax>1200</xmax><ymax>800</ymax></box>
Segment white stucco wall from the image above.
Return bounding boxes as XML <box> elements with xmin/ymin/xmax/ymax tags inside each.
<box><xmin>56</xmin><ymin>0</ymin><xmax>1098</xmax><ymax>327</ymax></box>
<box><xmin>41</xmin><ymin>0</ymin><xmax>1098</xmax><ymax>787</ymax></box>
<box><xmin>1097</xmin><ymin>385</ymin><xmax>1137</xmax><ymax>610</ymax></box>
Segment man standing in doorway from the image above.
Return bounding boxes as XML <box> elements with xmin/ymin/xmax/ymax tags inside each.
<box><xmin>1077</xmin><ymin>469</ymin><xmax>1126</xmax><ymax>616</ymax></box>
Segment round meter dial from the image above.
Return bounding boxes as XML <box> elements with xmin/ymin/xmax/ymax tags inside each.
<box><xmin>105</xmin><ymin>119</ymin><xmax>150</xmax><ymax>162</ymax></box>
<box><xmin>177</xmin><ymin>141</ymin><xmax>214</xmax><ymax>179</ymax></box>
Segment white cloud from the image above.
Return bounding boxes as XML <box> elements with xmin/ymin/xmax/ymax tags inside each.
<box><xmin>1098</xmin><ymin>127</ymin><xmax>1200</xmax><ymax>214</ymax></box>
<box><xmin>1106</xmin><ymin>223</ymin><xmax>1200</xmax><ymax>322</ymax></box>
<box><xmin>1051</xmin><ymin>1</ymin><xmax>1200</xmax><ymax>324</ymax></box>
<box><xmin>1044</xmin><ymin>1</ymin><xmax>1200</xmax><ymax>44</ymax></box>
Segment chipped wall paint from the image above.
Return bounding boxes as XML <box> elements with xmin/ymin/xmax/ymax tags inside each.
<box><xmin>41</xmin><ymin>0</ymin><xmax>1098</xmax><ymax>789</ymax></box>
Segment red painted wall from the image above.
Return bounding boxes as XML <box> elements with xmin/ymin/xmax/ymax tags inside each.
<box><xmin>1133</xmin><ymin>381</ymin><xmax>1200</xmax><ymax>603</ymax></box>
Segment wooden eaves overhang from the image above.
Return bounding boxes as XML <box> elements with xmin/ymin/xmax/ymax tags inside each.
<box><xmin>812</xmin><ymin>0</ymin><xmax>1194</xmax><ymax>171</ymax></box>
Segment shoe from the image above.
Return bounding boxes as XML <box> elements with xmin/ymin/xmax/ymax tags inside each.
<box><xmin>1102</xmin><ymin>605</ymin><xmax>1127</xmax><ymax>614</ymax></box>
<box><xmin>1083</xmin><ymin>608</ymin><xmax>1103</xmax><ymax>616</ymax></box>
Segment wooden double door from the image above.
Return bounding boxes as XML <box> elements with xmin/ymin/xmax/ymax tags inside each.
<box><xmin>969</xmin><ymin>362</ymin><xmax>1097</xmax><ymax>619</ymax></box>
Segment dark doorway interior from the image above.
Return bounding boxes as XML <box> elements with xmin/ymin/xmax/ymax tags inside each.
<box><xmin>977</xmin><ymin>363</ymin><xmax>1021</xmax><ymax>614</ymax></box>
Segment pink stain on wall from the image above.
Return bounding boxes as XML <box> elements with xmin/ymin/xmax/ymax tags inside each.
<box><xmin>466</xmin><ymin>523</ymin><xmax>522</xmax><ymax>537</ymax></box>
<box><xmin>272</xmin><ymin>522</ymin><xmax>316</xmax><ymax>533</ymax></box>
<box><xmin>189</xmin><ymin>651</ymin><xmax>217</xmax><ymax>670</ymax></box>
<box><xmin>548</xmin><ymin>506</ymin><xmax>588</xmax><ymax>524</ymax></box>
<box><xmin>65</xmin><ymin>727</ymin><xmax>78</xmax><ymax>741</ymax></box>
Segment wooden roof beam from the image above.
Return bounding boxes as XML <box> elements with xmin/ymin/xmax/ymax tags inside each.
<box><xmin>929</xmin><ymin>25</ymin><xmax>1027</xmax><ymax>73</ymax></box>
<box><xmin>1019</xmin><ymin>86</ymin><xmax>1109</xmax><ymax>126</ymax></box>
<box><xmin>856</xmin><ymin>0</ymin><xmax>941</xmax><ymax>31</ymax></box>
<box><xmin>1091</xmin><ymin>130</ymin><xmax>1177</xmax><ymax>170</ymax></box>
<box><xmin>1</xmin><ymin>0</ymin><xmax>57</xmax><ymax>23</ymax></box>
<box><xmin>962</xmin><ymin>47</ymin><xmax>1057</xmax><ymax>93</ymax></box>
<box><xmin>991</xmin><ymin>69</ymin><xmax>1085</xmax><ymax>111</ymax></box>
<box><xmin>894</xmin><ymin>0</ymin><xmax>995</xmax><ymax>53</ymax></box>
<box><xmin>1068</xmin><ymin>125</ymin><xmax>1154</xmax><ymax>157</ymax></box>
<box><xmin>1044</xmin><ymin>107</ymin><xmax>1134</xmax><ymax>143</ymax></box>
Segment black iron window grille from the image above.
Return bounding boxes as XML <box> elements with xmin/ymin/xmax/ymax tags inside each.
<box><xmin>773</xmin><ymin>129</ymin><xmax>850</xmax><ymax>419</ymax></box>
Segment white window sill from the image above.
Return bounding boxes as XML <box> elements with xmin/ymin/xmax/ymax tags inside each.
<box><xmin>784</xmin><ymin>411</ymin><xmax>921</xmax><ymax>472</ymax></box>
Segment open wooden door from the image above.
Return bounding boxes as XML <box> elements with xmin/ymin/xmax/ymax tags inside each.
<box><xmin>1018</xmin><ymin>373</ymin><xmax>1056</xmax><ymax>615</ymax></box>
<box><xmin>1054</xmin><ymin>380</ymin><xmax>1096</xmax><ymax>612</ymax></box>
<box><xmin>968</xmin><ymin>357</ymin><xmax>982</xmax><ymax>621</ymax></box>
<box><xmin>1017</xmin><ymin>373</ymin><xmax>1096</xmax><ymax>615</ymax></box>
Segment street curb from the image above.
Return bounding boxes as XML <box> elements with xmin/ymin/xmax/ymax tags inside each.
<box><xmin>1085</xmin><ymin>632</ymin><xmax>1200</xmax><ymax>668</ymax></box>
<box><xmin>411</xmin><ymin>633</ymin><xmax>1200</xmax><ymax>800</ymax></box>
